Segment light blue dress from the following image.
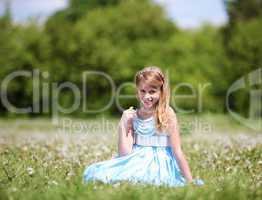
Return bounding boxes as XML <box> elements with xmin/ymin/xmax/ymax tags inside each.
<box><xmin>83</xmin><ymin>113</ymin><xmax>204</xmax><ymax>187</ymax></box>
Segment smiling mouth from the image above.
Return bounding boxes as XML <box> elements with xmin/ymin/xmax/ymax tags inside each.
<box><xmin>143</xmin><ymin>100</ymin><xmax>153</xmax><ymax>105</ymax></box>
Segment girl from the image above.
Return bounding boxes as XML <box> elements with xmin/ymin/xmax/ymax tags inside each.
<box><xmin>83</xmin><ymin>66</ymin><xmax>204</xmax><ymax>187</ymax></box>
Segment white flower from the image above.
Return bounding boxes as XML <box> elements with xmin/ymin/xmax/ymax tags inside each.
<box><xmin>67</xmin><ymin>170</ymin><xmax>75</xmax><ymax>178</ymax></box>
<box><xmin>113</xmin><ymin>182</ymin><xmax>121</xmax><ymax>188</ymax></box>
<box><xmin>51</xmin><ymin>180</ymin><xmax>58</xmax><ymax>185</ymax></box>
<box><xmin>48</xmin><ymin>180</ymin><xmax>58</xmax><ymax>186</ymax></box>
<box><xmin>43</xmin><ymin>162</ymin><xmax>48</xmax><ymax>168</ymax></box>
<box><xmin>27</xmin><ymin>167</ymin><xmax>34</xmax><ymax>176</ymax></box>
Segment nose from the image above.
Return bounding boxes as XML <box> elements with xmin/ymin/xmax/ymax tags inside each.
<box><xmin>144</xmin><ymin>93</ymin><xmax>151</xmax><ymax>100</ymax></box>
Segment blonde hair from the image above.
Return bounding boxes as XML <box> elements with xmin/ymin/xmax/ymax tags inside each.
<box><xmin>135</xmin><ymin>66</ymin><xmax>170</xmax><ymax>133</ymax></box>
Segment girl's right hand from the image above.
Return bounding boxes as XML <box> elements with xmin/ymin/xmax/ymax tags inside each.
<box><xmin>121</xmin><ymin>106</ymin><xmax>136</xmax><ymax>136</ymax></box>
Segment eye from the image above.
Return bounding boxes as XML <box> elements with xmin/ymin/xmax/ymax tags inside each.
<box><xmin>140</xmin><ymin>89</ymin><xmax>146</xmax><ymax>93</ymax></box>
<box><xmin>149</xmin><ymin>90</ymin><xmax>156</xmax><ymax>94</ymax></box>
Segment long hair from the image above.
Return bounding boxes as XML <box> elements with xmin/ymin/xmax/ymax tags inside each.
<box><xmin>135</xmin><ymin>66</ymin><xmax>170</xmax><ymax>133</ymax></box>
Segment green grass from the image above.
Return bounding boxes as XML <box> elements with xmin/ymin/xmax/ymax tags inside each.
<box><xmin>0</xmin><ymin>115</ymin><xmax>261</xmax><ymax>200</ymax></box>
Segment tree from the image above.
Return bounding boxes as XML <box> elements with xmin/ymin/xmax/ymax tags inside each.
<box><xmin>225</xmin><ymin>0</ymin><xmax>262</xmax><ymax>25</ymax></box>
<box><xmin>223</xmin><ymin>0</ymin><xmax>262</xmax><ymax>117</ymax></box>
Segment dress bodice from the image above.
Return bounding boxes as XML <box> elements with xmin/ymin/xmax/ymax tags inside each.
<box><xmin>132</xmin><ymin>112</ymin><xmax>170</xmax><ymax>147</ymax></box>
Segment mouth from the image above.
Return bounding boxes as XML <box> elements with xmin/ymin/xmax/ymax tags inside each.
<box><xmin>143</xmin><ymin>99</ymin><xmax>153</xmax><ymax>106</ymax></box>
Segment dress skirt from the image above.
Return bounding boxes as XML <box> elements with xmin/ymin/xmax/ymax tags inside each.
<box><xmin>83</xmin><ymin>144</ymin><xmax>193</xmax><ymax>187</ymax></box>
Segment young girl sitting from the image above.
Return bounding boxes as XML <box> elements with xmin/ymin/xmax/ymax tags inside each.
<box><xmin>83</xmin><ymin>66</ymin><xmax>204</xmax><ymax>187</ymax></box>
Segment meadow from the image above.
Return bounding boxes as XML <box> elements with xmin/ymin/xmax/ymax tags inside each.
<box><xmin>0</xmin><ymin>115</ymin><xmax>261</xmax><ymax>200</ymax></box>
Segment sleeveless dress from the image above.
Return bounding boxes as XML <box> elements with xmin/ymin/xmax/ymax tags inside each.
<box><xmin>83</xmin><ymin>112</ymin><xmax>204</xmax><ymax>187</ymax></box>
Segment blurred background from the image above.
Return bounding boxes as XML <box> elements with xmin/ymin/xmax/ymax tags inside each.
<box><xmin>0</xmin><ymin>2</ymin><xmax>262</xmax><ymax>199</ymax></box>
<box><xmin>0</xmin><ymin>0</ymin><xmax>261</xmax><ymax>129</ymax></box>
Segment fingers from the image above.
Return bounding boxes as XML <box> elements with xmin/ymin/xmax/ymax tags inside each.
<box><xmin>122</xmin><ymin>107</ymin><xmax>136</xmax><ymax>137</ymax></box>
<box><xmin>122</xmin><ymin>109</ymin><xmax>135</xmax><ymax>123</ymax></box>
<box><xmin>123</xmin><ymin>107</ymin><xmax>136</xmax><ymax>116</ymax></box>
<box><xmin>126</xmin><ymin>118</ymin><xmax>133</xmax><ymax>137</ymax></box>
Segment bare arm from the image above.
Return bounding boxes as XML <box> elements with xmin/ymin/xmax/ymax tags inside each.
<box><xmin>117</xmin><ymin>109</ymin><xmax>135</xmax><ymax>156</ymax></box>
<box><xmin>167</xmin><ymin>108</ymin><xmax>193</xmax><ymax>183</ymax></box>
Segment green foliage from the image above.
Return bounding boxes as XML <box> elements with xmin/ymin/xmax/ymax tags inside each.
<box><xmin>0</xmin><ymin>19</ymin><xmax>51</xmax><ymax>115</ymax></box>
<box><xmin>225</xmin><ymin>0</ymin><xmax>262</xmax><ymax>24</ymax></box>
<box><xmin>46</xmin><ymin>0</ymin><xmax>121</xmax><ymax>23</ymax></box>
<box><xmin>223</xmin><ymin>0</ymin><xmax>262</xmax><ymax>117</ymax></box>
<box><xmin>44</xmin><ymin>0</ymin><xmax>177</xmax><ymax>115</ymax></box>
<box><xmin>224</xmin><ymin>18</ymin><xmax>262</xmax><ymax>116</ymax></box>
<box><xmin>0</xmin><ymin>0</ymin><xmax>261</xmax><ymax>118</ymax></box>
<box><xmin>226</xmin><ymin>18</ymin><xmax>262</xmax><ymax>78</ymax></box>
<box><xmin>164</xmin><ymin>26</ymin><xmax>228</xmax><ymax>113</ymax></box>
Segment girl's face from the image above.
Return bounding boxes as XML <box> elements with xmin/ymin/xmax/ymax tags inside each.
<box><xmin>137</xmin><ymin>81</ymin><xmax>161</xmax><ymax>110</ymax></box>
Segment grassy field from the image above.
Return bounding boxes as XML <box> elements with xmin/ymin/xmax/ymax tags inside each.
<box><xmin>0</xmin><ymin>115</ymin><xmax>261</xmax><ymax>200</ymax></box>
